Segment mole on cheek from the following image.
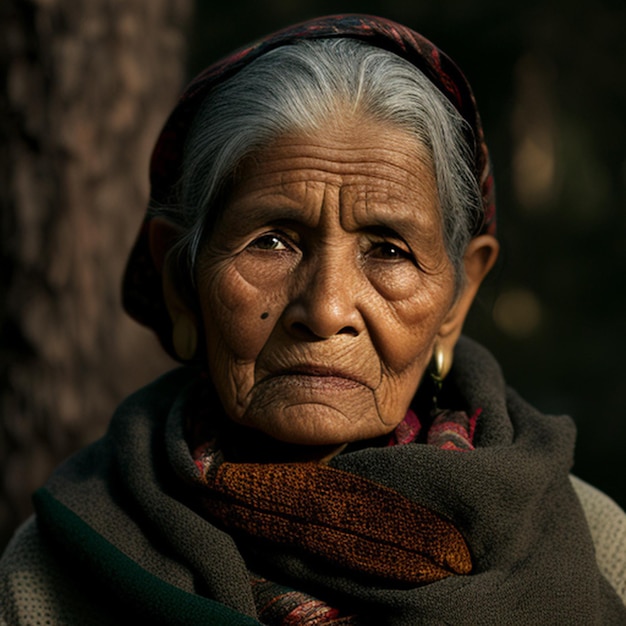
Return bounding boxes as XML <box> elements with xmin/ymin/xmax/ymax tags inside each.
<box><xmin>260</xmin><ymin>312</ymin><xmax>269</xmax><ymax>320</ymax></box>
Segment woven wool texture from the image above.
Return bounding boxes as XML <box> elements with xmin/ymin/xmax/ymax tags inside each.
<box><xmin>2</xmin><ymin>338</ymin><xmax>626</xmax><ymax>624</ymax></box>
<box><xmin>571</xmin><ymin>475</ymin><xmax>626</xmax><ymax>599</ymax></box>
<box><xmin>198</xmin><ymin>461</ymin><xmax>472</xmax><ymax>584</ymax></box>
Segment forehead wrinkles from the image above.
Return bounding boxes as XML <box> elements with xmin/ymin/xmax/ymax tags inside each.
<box><xmin>224</xmin><ymin>126</ymin><xmax>442</xmax><ymax>233</ymax></box>
<box><xmin>339</xmin><ymin>185</ymin><xmax>440</xmax><ymax>235</ymax></box>
<box><xmin>240</xmin><ymin>140</ymin><xmax>432</xmax><ymax>187</ymax></box>
<box><xmin>231</xmin><ymin>144</ymin><xmax>436</xmax><ymax>205</ymax></box>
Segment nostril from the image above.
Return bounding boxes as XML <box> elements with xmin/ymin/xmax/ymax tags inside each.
<box><xmin>290</xmin><ymin>322</ymin><xmax>320</xmax><ymax>341</ymax></box>
<box><xmin>338</xmin><ymin>326</ymin><xmax>358</xmax><ymax>337</ymax></box>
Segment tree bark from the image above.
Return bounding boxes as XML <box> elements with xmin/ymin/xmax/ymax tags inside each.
<box><xmin>0</xmin><ymin>0</ymin><xmax>191</xmax><ymax>549</ymax></box>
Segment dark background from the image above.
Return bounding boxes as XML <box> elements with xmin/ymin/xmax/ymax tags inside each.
<box><xmin>1</xmin><ymin>0</ymin><xmax>624</xmax><ymax>549</ymax></box>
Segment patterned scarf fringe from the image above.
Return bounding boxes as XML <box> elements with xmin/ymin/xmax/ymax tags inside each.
<box><xmin>250</xmin><ymin>574</ymin><xmax>357</xmax><ymax>625</ymax></box>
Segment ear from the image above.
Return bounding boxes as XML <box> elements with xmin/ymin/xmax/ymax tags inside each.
<box><xmin>149</xmin><ymin>216</ymin><xmax>183</xmax><ymax>274</ymax></box>
<box><xmin>436</xmin><ymin>234</ymin><xmax>500</xmax><ymax>369</ymax></box>
<box><xmin>148</xmin><ymin>217</ymin><xmax>199</xmax><ymax>360</ymax></box>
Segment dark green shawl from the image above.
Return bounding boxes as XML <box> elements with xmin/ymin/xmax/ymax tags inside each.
<box><xmin>33</xmin><ymin>338</ymin><xmax>626</xmax><ymax>624</ymax></box>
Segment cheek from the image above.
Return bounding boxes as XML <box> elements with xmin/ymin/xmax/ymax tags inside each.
<box><xmin>201</xmin><ymin>270</ymin><xmax>269</xmax><ymax>363</ymax></box>
<box><xmin>368</xmin><ymin>292</ymin><xmax>451</xmax><ymax>427</ymax></box>
<box><xmin>370</xmin><ymin>284</ymin><xmax>454</xmax><ymax>377</ymax></box>
<box><xmin>198</xmin><ymin>256</ymin><xmax>291</xmax><ymax>362</ymax></box>
<box><xmin>365</xmin><ymin>263</ymin><xmax>422</xmax><ymax>303</ymax></box>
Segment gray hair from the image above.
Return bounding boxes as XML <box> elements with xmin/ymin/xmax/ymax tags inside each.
<box><xmin>158</xmin><ymin>38</ymin><xmax>482</xmax><ymax>287</ymax></box>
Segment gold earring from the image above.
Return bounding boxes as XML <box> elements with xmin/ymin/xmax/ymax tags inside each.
<box><xmin>431</xmin><ymin>343</ymin><xmax>452</xmax><ymax>384</ymax></box>
<box><xmin>430</xmin><ymin>344</ymin><xmax>451</xmax><ymax>413</ymax></box>
<box><xmin>431</xmin><ymin>344</ymin><xmax>446</xmax><ymax>387</ymax></box>
<box><xmin>172</xmin><ymin>314</ymin><xmax>197</xmax><ymax>361</ymax></box>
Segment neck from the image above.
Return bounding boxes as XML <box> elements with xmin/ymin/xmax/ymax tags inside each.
<box><xmin>222</xmin><ymin>427</ymin><xmax>348</xmax><ymax>464</ymax></box>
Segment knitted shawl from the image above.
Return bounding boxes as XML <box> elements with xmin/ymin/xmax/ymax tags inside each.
<box><xmin>27</xmin><ymin>337</ymin><xmax>626</xmax><ymax>624</ymax></box>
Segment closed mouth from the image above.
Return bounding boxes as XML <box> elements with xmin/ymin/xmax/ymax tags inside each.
<box><xmin>263</xmin><ymin>365</ymin><xmax>369</xmax><ymax>389</ymax></box>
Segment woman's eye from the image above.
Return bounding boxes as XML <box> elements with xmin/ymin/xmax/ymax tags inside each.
<box><xmin>249</xmin><ymin>234</ymin><xmax>290</xmax><ymax>251</ymax></box>
<box><xmin>370</xmin><ymin>241</ymin><xmax>413</xmax><ymax>262</ymax></box>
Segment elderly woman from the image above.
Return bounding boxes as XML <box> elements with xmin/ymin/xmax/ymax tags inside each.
<box><xmin>2</xmin><ymin>14</ymin><xmax>625</xmax><ymax>625</ymax></box>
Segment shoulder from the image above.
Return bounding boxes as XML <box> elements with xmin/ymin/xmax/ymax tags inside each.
<box><xmin>0</xmin><ymin>517</ymin><xmax>111</xmax><ymax>625</ymax></box>
<box><xmin>571</xmin><ymin>474</ymin><xmax>626</xmax><ymax>603</ymax></box>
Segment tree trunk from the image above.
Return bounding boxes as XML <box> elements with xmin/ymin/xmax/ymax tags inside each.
<box><xmin>0</xmin><ymin>0</ymin><xmax>191</xmax><ymax>549</ymax></box>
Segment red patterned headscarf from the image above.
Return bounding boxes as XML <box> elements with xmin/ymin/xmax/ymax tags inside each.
<box><xmin>122</xmin><ymin>14</ymin><xmax>496</xmax><ymax>359</ymax></box>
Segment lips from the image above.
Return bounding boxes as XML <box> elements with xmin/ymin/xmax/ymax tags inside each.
<box><xmin>261</xmin><ymin>364</ymin><xmax>372</xmax><ymax>390</ymax></box>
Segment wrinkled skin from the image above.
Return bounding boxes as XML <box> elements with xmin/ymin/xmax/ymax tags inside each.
<box><xmin>155</xmin><ymin>115</ymin><xmax>498</xmax><ymax>450</ymax></box>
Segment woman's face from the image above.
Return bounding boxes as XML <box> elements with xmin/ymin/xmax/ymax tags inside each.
<box><xmin>194</xmin><ymin>117</ymin><xmax>459</xmax><ymax>446</ymax></box>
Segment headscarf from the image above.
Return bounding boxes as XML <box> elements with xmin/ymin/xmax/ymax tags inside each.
<box><xmin>122</xmin><ymin>14</ymin><xmax>496</xmax><ymax>360</ymax></box>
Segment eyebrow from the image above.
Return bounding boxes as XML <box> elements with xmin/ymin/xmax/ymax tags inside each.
<box><xmin>359</xmin><ymin>224</ymin><xmax>406</xmax><ymax>240</ymax></box>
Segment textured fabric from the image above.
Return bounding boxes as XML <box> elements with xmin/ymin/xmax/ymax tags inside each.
<box><xmin>191</xmin><ymin>406</ymin><xmax>475</xmax><ymax>623</ymax></box>
<box><xmin>190</xmin><ymin>405</ymin><xmax>475</xmax><ymax>588</ymax></box>
<box><xmin>4</xmin><ymin>488</ymin><xmax>626</xmax><ymax>626</ymax></box>
<box><xmin>189</xmin><ymin>406</ymin><xmax>477</xmax><ymax>589</ymax></box>
<box><xmin>427</xmin><ymin>408</ymin><xmax>478</xmax><ymax>450</ymax></box>
<box><xmin>571</xmin><ymin>475</ymin><xmax>626</xmax><ymax>599</ymax></box>
<box><xmin>0</xmin><ymin>498</ymin><xmax>260</xmax><ymax>626</ymax></box>
<box><xmin>121</xmin><ymin>14</ymin><xmax>496</xmax><ymax>361</ymax></box>
<box><xmin>0</xmin><ymin>516</ymin><xmax>354</xmax><ymax>626</ymax></box>
<box><xmin>385</xmin><ymin>408</ymin><xmax>422</xmax><ymax>446</ymax></box>
<box><xmin>250</xmin><ymin>573</ymin><xmax>357</xmax><ymax>625</ymax></box>
<box><xmin>2</xmin><ymin>337</ymin><xmax>626</xmax><ymax>625</ymax></box>
<box><xmin>195</xmin><ymin>459</ymin><xmax>472</xmax><ymax>585</ymax></box>
<box><xmin>0</xmin><ymin>520</ymin><xmax>115</xmax><ymax>626</ymax></box>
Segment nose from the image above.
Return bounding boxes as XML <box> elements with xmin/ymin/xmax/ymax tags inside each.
<box><xmin>282</xmin><ymin>251</ymin><xmax>364</xmax><ymax>340</ymax></box>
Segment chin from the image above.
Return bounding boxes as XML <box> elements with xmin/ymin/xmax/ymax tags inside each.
<box><xmin>241</xmin><ymin>402</ymin><xmax>394</xmax><ymax>447</ymax></box>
